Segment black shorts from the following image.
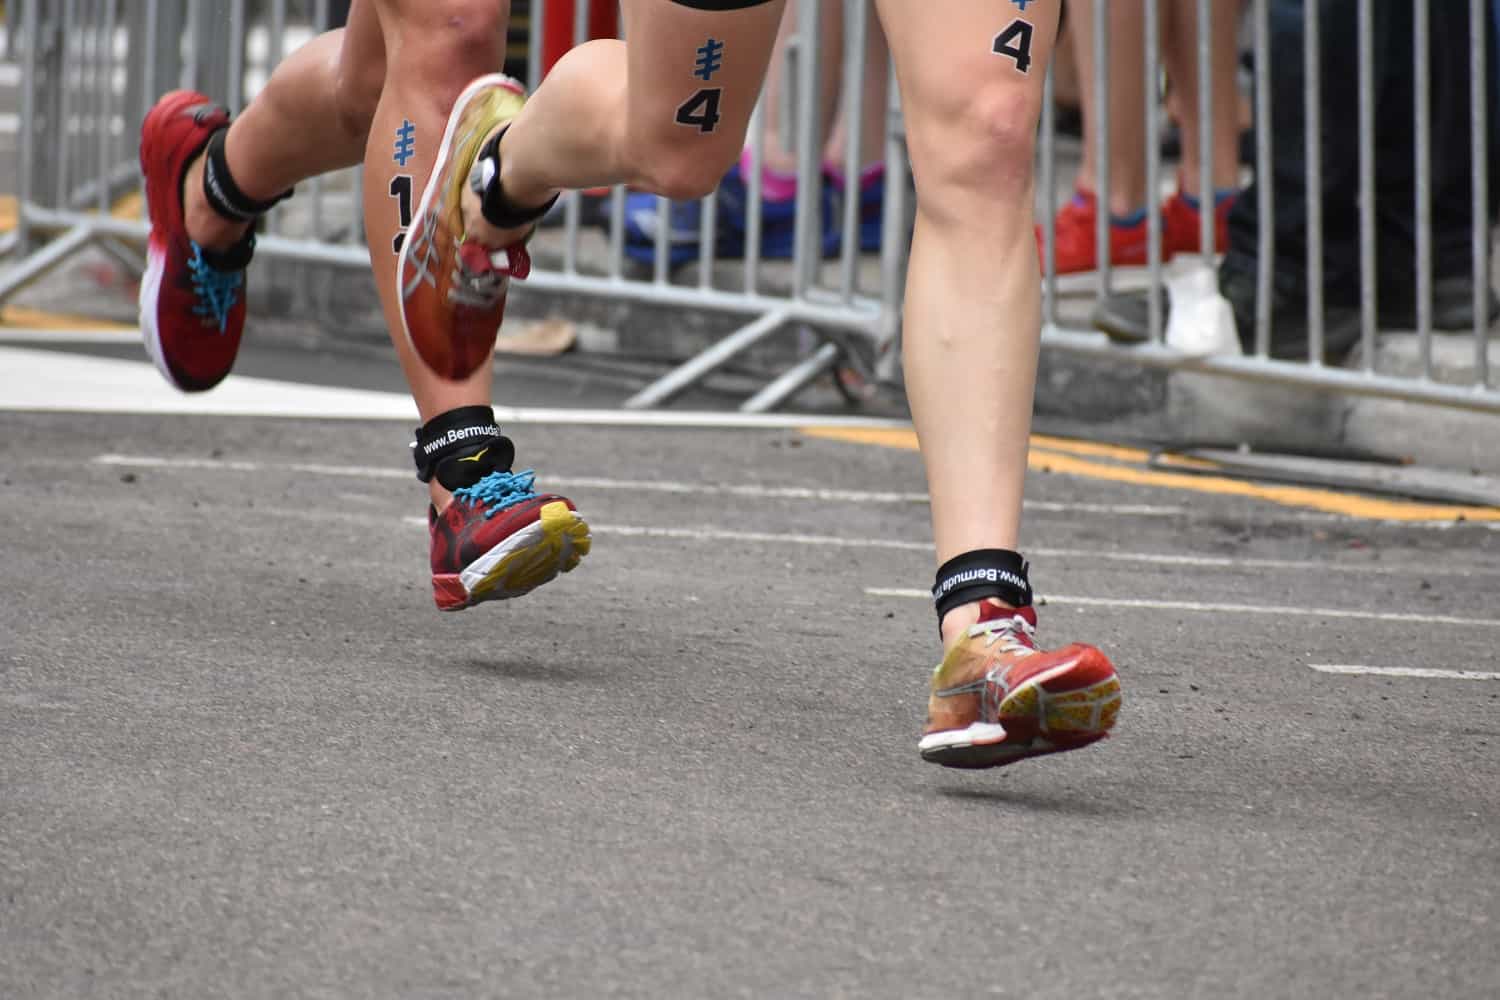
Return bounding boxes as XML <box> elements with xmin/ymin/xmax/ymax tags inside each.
<box><xmin>668</xmin><ymin>0</ymin><xmax>777</xmax><ymax>9</ymax></box>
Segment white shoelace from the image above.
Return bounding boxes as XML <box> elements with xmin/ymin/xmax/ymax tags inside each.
<box><xmin>967</xmin><ymin>613</ymin><xmax>1037</xmax><ymax>657</ymax></box>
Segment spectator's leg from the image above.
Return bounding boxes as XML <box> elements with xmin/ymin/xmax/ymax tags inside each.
<box><xmin>1222</xmin><ymin>0</ymin><xmax>1323</xmax><ymax>305</ymax></box>
<box><xmin>760</xmin><ymin>0</ymin><xmax>847</xmax><ymax>178</ymax></box>
<box><xmin>1375</xmin><ymin>0</ymin><xmax>1497</xmax><ymax>321</ymax></box>
<box><xmin>1066</xmin><ymin>0</ymin><xmax>1147</xmax><ymax>214</ymax></box>
<box><xmin>1160</xmin><ymin>0</ymin><xmax>1244</xmax><ymax>200</ymax></box>
<box><xmin>821</xmin><ymin>4</ymin><xmax>890</xmax><ymax>174</ymax></box>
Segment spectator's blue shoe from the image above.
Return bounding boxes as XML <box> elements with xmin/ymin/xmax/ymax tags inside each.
<box><xmin>622</xmin><ymin>181</ymin><xmax>741</xmax><ymax>267</ymax></box>
<box><xmin>852</xmin><ymin>172</ymin><xmax>886</xmax><ymax>253</ymax></box>
<box><xmin>622</xmin><ymin>169</ymin><xmax>843</xmax><ymax>267</ymax></box>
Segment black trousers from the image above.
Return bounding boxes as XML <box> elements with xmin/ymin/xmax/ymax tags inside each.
<box><xmin>1223</xmin><ymin>0</ymin><xmax>1499</xmax><ymax>311</ymax></box>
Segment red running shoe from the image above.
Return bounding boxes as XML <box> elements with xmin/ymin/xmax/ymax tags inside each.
<box><xmin>139</xmin><ymin>90</ymin><xmax>253</xmax><ymax>392</ymax></box>
<box><xmin>1162</xmin><ymin>187</ymin><xmax>1235</xmax><ymax>258</ymax></box>
<box><xmin>399</xmin><ymin>74</ymin><xmax>533</xmax><ymax>381</ymax></box>
<box><xmin>1037</xmin><ymin>190</ymin><xmax>1151</xmax><ymax>275</ymax></box>
<box><xmin>919</xmin><ymin>601</ymin><xmax>1121</xmax><ymax>769</ymax></box>
<box><xmin>428</xmin><ymin>469</ymin><xmax>590</xmax><ymax>611</ymax></box>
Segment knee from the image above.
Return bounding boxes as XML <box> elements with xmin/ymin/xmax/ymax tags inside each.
<box><xmin>912</xmin><ymin>85</ymin><xmax>1040</xmax><ymax>221</ymax></box>
<box><xmin>629</xmin><ymin>140</ymin><xmax>738</xmax><ymax>202</ymax></box>
<box><xmin>391</xmin><ymin>0</ymin><xmax>511</xmax><ymax>99</ymax></box>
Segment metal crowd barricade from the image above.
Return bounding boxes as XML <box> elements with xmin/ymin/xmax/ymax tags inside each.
<box><xmin>1039</xmin><ymin>0</ymin><xmax>1498</xmax><ymax>415</ymax></box>
<box><xmin>1</xmin><ymin>0</ymin><xmax>1496</xmax><ymax>416</ymax></box>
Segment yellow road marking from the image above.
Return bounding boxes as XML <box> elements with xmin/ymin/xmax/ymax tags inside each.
<box><xmin>111</xmin><ymin>190</ymin><xmax>144</xmax><ymax>221</ymax></box>
<box><xmin>0</xmin><ymin>192</ymin><xmax>142</xmax><ymax>233</ymax></box>
<box><xmin>801</xmin><ymin>425</ymin><xmax>1500</xmax><ymax>523</ymax></box>
<box><xmin>0</xmin><ymin>305</ymin><xmax>135</xmax><ymax>332</ymax></box>
<box><xmin>1030</xmin><ymin>433</ymin><xmax>1156</xmax><ymax>463</ymax></box>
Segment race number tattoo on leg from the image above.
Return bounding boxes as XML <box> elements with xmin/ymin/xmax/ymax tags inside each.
<box><xmin>676</xmin><ymin>37</ymin><xmax>726</xmax><ymax>133</ymax></box>
<box><xmin>390</xmin><ymin>119</ymin><xmax>418</xmax><ymax>253</ymax></box>
<box><xmin>390</xmin><ymin>174</ymin><xmax>414</xmax><ymax>253</ymax></box>
<box><xmin>992</xmin><ymin>18</ymin><xmax>1035</xmax><ymax>73</ymax></box>
<box><xmin>393</xmin><ymin>118</ymin><xmax>416</xmax><ymax>167</ymax></box>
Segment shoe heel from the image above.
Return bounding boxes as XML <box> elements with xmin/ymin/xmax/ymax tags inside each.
<box><xmin>1001</xmin><ymin>672</ymin><xmax>1122</xmax><ymax>741</ymax></box>
<box><xmin>460</xmin><ymin>502</ymin><xmax>591</xmax><ymax>606</ymax></box>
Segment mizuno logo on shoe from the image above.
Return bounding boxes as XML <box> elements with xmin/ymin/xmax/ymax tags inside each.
<box><xmin>458</xmin><ymin>447</ymin><xmax>489</xmax><ymax>464</ymax></box>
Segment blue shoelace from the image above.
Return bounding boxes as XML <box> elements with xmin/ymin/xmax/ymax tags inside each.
<box><xmin>187</xmin><ymin>242</ymin><xmax>244</xmax><ymax>333</ymax></box>
<box><xmin>452</xmin><ymin>469</ymin><xmax>538</xmax><ymax>519</ymax></box>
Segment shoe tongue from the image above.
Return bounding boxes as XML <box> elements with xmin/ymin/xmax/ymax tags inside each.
<box><xmin>976</xmin><ymin>600</ymin><xmax>1036</xmax><ymax>628</ymax></box>
<box><xmin>433</xmin><ymin>436</ymin><xmax>515</xmax><ymax>492</ymax></box>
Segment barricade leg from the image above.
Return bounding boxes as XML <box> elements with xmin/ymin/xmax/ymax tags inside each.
<box><xmin>622</xmin><ymin>309</ymin><xmax>791</xmax><ymax>409</ymax></box>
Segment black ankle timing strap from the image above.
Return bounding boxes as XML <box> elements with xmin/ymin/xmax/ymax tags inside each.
<box><xmin>932</xmin><ymin>549</ymin><xmax>1033</xmax><ymax>623</ymax></box>
<box><xmin>202</xmin><ymin>128</ymin><xmax>294</xmax><ymax>224</ymax></box>
<box><xmin>411</xmin><ymin>406</ymin><xmax>516</xmax><ymax>491</ymax></box>
<box><xmin>470</xmin><ymin>128</ymin><xmax>559</xmax><ymax>230</ymax></box>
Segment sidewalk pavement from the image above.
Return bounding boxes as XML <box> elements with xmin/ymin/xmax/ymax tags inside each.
<box><xmin>3</xmin><ymin>132</ymin><xmax>1498</xmax><ymax>482</ymax></box>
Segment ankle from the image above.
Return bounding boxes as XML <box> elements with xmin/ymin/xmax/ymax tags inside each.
<box><xmin>183</xmin><ymin>154</ymin><xmax>253</xmax><ymax>252</ymax></box>
<box><xmin>491</xmin><ymin>126</ymin><xmax>559</xmax><ymax>224</ymax></box>
<box><xmin>939</xmin><ymin>597</ymin><xmax>1014</xmax><ymax>646</ymax></box>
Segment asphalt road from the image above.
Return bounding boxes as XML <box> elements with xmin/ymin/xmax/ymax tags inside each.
<box><xmin>2</xmin><ymin>332</ymin><xmax>1499</xmax><ymax>999</ymax></box>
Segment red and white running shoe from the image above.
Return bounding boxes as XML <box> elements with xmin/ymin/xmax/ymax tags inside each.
<box><xmin>138</xmin><ymin>90</ymin><xmax>253</xmax><ymax>392</ymax></box>
<box><xmin>427</xmin><ymin>468</ymin><xmax>590</xmax><ymax>611</ymax></box>
<box><xmin>919</xmin><ymin>602</ymin><xmax>1122</xmax><ymax>769</ymax></box>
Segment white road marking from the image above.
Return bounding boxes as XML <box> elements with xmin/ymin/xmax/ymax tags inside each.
<box><xmin>0</xmin><ymin>111</ymin><xmax>18</xmax><ymax>134</ymax></box>
<box><xmin>90</xmin><ymin>454</ymin><xmax>1181</xmax><ymax>517</ymax></box>
<box><xmin>1308</xmin><ymin>664</ymin><xmax>1500</xmax><ymax>681</ymax></box>
<box><xmin>563</xmin><ymin>523</ymin><xmax>1490</xmax><ymax>579</ymax></box>
<box><xmin>0</xmin><ymin>329</ymin><xmax>144</xmax><ymax>344</ymax></box>
<box><xmin>79</xmin><ymin>455</ymin><xmax>1500</xmax><ymax>576</ymax></box>
<box><xmin>864</xmin><ymin>588</ymin><xmax>1500</xmax><ymax>629</ymax></box>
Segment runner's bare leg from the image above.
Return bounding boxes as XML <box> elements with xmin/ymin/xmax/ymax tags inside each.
<box><xmin>872</xmin><ymin>0</ymin><xmax>1060</xmax><ymax>644</ymax></box>
<box><xmin>464</xmin><ymin>0</ymin><xmax>788</xmax><ymax>248</ymax></box>
<box><xmin>357</xmin><ymin>0</ymin><xmax>522</xmax><ymax>510</ymax></box>
<box><xmin>181</xmin><ymin>4</ymin><xmax>385</xmax><ymax>252</ymax></box>
<box><xmin>173</xmin><ymin>0</ymin><xmax>506</xmax><ymax>508</ymax></box>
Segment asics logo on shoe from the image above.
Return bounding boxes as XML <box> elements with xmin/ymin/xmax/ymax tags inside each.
<box><xmin>401</xmin><ymin>205</ymin><xmax>443</xmax><ymax>298</ymax></box>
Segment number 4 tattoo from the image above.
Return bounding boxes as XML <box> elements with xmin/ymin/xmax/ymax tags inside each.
<box><xmin>675</xmin><ymin>88</ymin><xmax>723</xmax><ymax>134</ymax></box>
<box><xmin>992</xmin><ymin>17</ymin><xmax>1035</xmax><ymax>73</ymax></box>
